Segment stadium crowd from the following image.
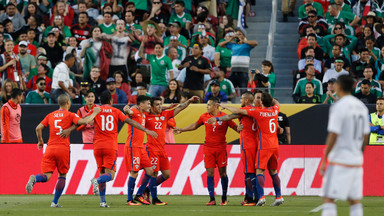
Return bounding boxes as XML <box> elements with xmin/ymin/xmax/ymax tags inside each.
<box><xmin>293</xmin><ymin>0</ymin><xmax>384</xmax><ymax>105</ymax></box>
<box><xmin>0</xmin><ymin>0</ymin><xmax>264</xmax><ymax>105</ymax></box>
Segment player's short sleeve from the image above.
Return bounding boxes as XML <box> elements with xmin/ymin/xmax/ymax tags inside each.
<box><xmin>327</xmin><ymin>104</ymin><xmax>344</xmax><ymax>134</ymax></box>
<box><xmin>116</xmin><ymin>108</ymin><xmax>128</xmax><ymax>122</ymax></box>
<box><xmin>196</xmin><ymin>114</ymin><xmax>205</xmax><ymax>125</ymax></box>
<box><xmin>164</xmin><ymin>109</ymin><xmax>175</xmax><ymax>120</ymax></box>
<box><xmin>166</xmin><ymin>57</ymin><xmax>173</xmax><ymax>70</ymax></box>
<box><xmin>70</xmin><ymin>112</ymin><xmax>81</xmax><ymax>125</ymax></box>
<box><xmin>246</xmin><ymin>108</ymin><xmax>260</xmax><ymax>120</ymax></box>
<box><xmin>40</xmin><ymin>114</ymin><xmax>49</xmax><ymax>127</ymax></box>
<box><xmin>228</xmin><ymin>119</ymin><xmax>237</xmax><ymax>128</ymax></box>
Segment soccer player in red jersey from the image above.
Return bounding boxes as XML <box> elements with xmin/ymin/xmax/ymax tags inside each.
<box><xmin>175</xmin><ymin>97</ymin><xmax>238</xmax><ymax>206</ymax></box>
<box><xmin>221</xmin><ymin>92</ymin><xmax>284</xmax><ymax>206</ymax></box>
<box><xmin>134</xmin><ymin>96</ymin><xmax>199</xmax><ymax>205</ymax></box>
<box><xmin>124</xmin><ymin>95</ymin><xmax>159</xmax><ymax>206</ymax></box>
<box><xmin>25</xmin><ymin>94</ymin><xmax>101</xmax><ymax>207</ymax></box>
<box><xmin>208</xmin><ymin>91</ymin><xmax>259</xmax><ymax>205</ymax></box>
<box><xmin>90</xmin><ymin>92</ymin><xmax>157</xmax><ymax>208</ymax></box>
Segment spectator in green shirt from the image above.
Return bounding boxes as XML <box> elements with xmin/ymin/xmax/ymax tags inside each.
<box><xmin>205</xmin><ymin>66</ymin><xmax>236</xmax><ymax>99</ymax></box>
<box><xmin>99</xmin><ymin>12</ymin><xmax>116</xmax><ymax>35</ymax></box>
<box><xmin>298</xmin><ymin>0</ymin><xmax>324</xmax><ymax>19</ymax></box>
<box><xmin>297</xmin><ymin>82</ymin><xmax>321</xmax><ymax>103</ymax></box>
<box><xmin>293</xmin><ymin>64</ymin><xmax>323</xmax><ymax>102</ymax></box>
<box><xmin>138</xmin><ymin>40</ymin><xmax>173</xmax><ymax>97</ymax></box>
<box><xmin>25</xmin><ymin>77</ymin><xmax>50</xmax><ymax>104</ymax></box>
<box><xmin>169</xmin><ymin>1</ymin><xmax>192</xmax><ymax>31</ymax></box>
<box><xmin>214</xmin><ymin>31</ymin><xmax>233</xmax><ymax>71</ymax></box>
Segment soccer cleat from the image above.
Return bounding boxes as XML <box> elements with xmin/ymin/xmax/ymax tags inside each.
<box><xmin>143</xmin><ymin>187</ymin><xmax>150</xmax><ymax>203</ymax></box>
<box><xmin>206</xmin><ymin>200</ymin><xmax>216</xmax><ymax>206</ymax></box>
<box><xmin>50</xmin><ymin>202</ymin><xmax>63</xmax><ymax>208</ymax></box>
<box><xmin>100</xmin><ymin>202</ymin><xmax>110</xmax><ymax>208</ymax></box>
<box><xmin>256</xmin><ymin>196</ymin><xmax>266</xmax><ymax>206</ymax></box>
<box><xmin>134</xmin><ymin>195</ymin><xmax>150</xmax><ymax>205</ymax></box>
<box><xmin>270</xmin><ymin>196</ymin><xmax>284</xmax><ymax>206</ymax></box>
<box><xmin>242</xmin><ymin>201</ymin><xmax>256</xmax><ymax>206</ymax></box>
<box><xmin>90</xmin><ymin>178</ymin><xmax>99</xmax><ymax>195</ymax></box>
<box><xmin>152</xmin><ymin>198</ymin><xmax>167</xmax><ymax>205</ymax></box>
<box><xmin>220</xmin><ymin>200</ymin><xmax>228</xmax><ymax>206</ymax></box>
<box><xmin>127</xmin><ymin>200</ymin><xmax>142</xmax><ymax>206</ymax></box>
<box><xmin>26</xmin><ymin>175</ymin><xmax>36</xmax><ymax>193</ymax></box>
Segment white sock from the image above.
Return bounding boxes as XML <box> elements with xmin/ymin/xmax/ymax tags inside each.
<box><xmin>322</xmin><ymin>203</ymin><xmax>337</xmax><ymax>216</ymax></box>
<box><xmin>350</xmin><ymin>203</ymin><xmax>363</xmax><ymax>216</ymax></box>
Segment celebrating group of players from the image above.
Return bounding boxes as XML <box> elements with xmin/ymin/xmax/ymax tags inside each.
<box><xmin>24</xmin><ymin>89</ymin><xmax>284</xmax><ymax>208</ymax></box>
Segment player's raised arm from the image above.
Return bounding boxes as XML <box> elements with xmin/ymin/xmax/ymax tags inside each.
<box><xmin>124</xmin><ymin>118</ymin><xmax>158</xmax><ymax>138</ymax></box>
<box><xmin>123</xmin><ymin>105</ymin><xmax>134</xmax><ymax>116</ymax></box>
<box><xmin>78</xmin><ymin>107</ymin><xmax>101</xmax><ymax>125</ymax></box>
<box><xmin>220</xmin><ymin>104</ymin><xmax>248</xmax><ymax>115</ymax></box>
<box><xmin>174</xmin><ymin>122</ymin><xmax>202</xmax><ymax>134</ymax></box>
<box><xmin>173</xmin><ymin>96</ymin><xmax>200</xmax><ymax>116</ymax></box>
<box><xmin>207</xmin><ymin>113</ymin><xmax>240</xmax><ymax>124</ymax></box>
<box><xmin>35</xmin><ymin>123</ymin><xmax>46</xmax><ymax>150</ymax></box>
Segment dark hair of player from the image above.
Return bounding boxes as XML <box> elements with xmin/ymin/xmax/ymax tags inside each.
<box><xmin>336</xmin><ymin>75</ymin><xmax>355</xmax><ymax>92</ymax></box>
<box><xmin>151</xmin><ymin>97</ymin><xmax>162</xmax><ymax>106</ymax></box>
<box><xmin>10</xmin><ymin>88</ymin><xmax>23</xmax><ymax>99</ymax></box>
<box><xmin>253</xmin><ymin>89</ymin><xmax>263</xmax><ymax>96</ymax></box>
<box><xmin>57</xmin><ymin>94</ymin><xmax>70</xmax><ymax>106</ymax></box>
<box><xmin>261</xmin><ymin>92</ymin><xmax>273</xmax><ymax>107</ymax></box>
<box><xmin>377</xmin><ymin>97</ymin><xmax>384</xmax><ymax>102</ymax></box>
<box><xmin>208</xmin><ymin>97</ymin><xmax>220</xmax><ymax>104</ymax></box>
<box><xmin>137</xmin><ymin>95</ymin><xmax>151</xmax><ymax>105</ymax></box>
<box><xmin>84</xmin><ymin>90</ymin><xmax>95</xmax><ymax>97</ymax></box>
<box><xmin>155</xmin><ymin>42</ymin><xmax>164</xmax><ymax>48</ymax></box>
<box><xmin>364</xmin><ymin>64</ymin><xmax>375</xmax><ymax>72</ymax></box>
<box><xmin>100</xmin><ymin>91</ymin><xmax>112</xmax><ymax>105</ymax></box>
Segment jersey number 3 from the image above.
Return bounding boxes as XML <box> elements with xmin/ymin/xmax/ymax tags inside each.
<box><xmin>101</xmin><ymin>115</ymin><xmax>114</xmax><ymax>131</ymax></box>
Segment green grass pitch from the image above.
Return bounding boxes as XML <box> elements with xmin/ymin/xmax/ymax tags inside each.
<box><xmin>0</xmin><ymin>195</ymin><xmax>383</xmax><ymax>216</ymax></box>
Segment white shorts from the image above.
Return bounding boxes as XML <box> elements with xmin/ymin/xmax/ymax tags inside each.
<box><xmin>322</xmin><ymin>164</ymin><xmax>363</xmax><ymax>201</ymax></box>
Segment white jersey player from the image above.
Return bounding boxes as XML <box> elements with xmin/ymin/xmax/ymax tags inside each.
<box><xmin>320</xmin><ymin>75</ymin><xmax>370</xmax><ymax>216</ymax></box>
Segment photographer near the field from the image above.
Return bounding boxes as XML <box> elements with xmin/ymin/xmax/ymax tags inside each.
<box><xmin>218</xmin><ymin>28</ymin><xmax>258</xmax><ymax>93</ymax></box>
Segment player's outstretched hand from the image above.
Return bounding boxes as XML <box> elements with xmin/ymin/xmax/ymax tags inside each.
<box><xmin>37</xmin><ymin>142</ymin><xmax>44</xmax><ymax>150</ymax></box>
<box><xmin>173</xmin><ymin>127</ymin><xmax>182</xmax><ymax>135</ymax></box>
<box><xmin>123</xmin><ymin>105</ymin><xmax>134</xmax><ymax>115</ymax></box>
<box><xmin>189</xmin><ymin>96</ymin><xmax>200</xmax><ymax>103</ymax></box>
<box><xmin>146</xmin><ymin>130</ymin><xmax>158</xmax><ymax>138</ymax></box>
<box><xmin>93</xmin><ymin>106</ymin><xmax>101</xmax><ymax>114</ymax></box>
<box><xmin>207</xmin><ymin>117</ymin><xmax>217</xmax><ymax>124</ymax></box>
<box><xmin>319</xmin><ymin>160</ymin><xmax>326</xmax><ymax>176</ymax></box>
<box><xmin>60</xmin><ymin>128</ymin><xmax>72</xmax><ymax>138</ymax></box>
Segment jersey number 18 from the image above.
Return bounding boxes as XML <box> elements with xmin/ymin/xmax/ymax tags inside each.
<box><xmin>101</xmin><ymin>115</ymin><xmax>114</xmax><ymax>131</ymax></box>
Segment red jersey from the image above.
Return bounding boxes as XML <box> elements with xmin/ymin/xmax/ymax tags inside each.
<box><xmin>247</xmin><ymin>105</ymin><xmax>279</xmax><ymax>149</ymax></box>
<box><xmin>197</xmin><ymin>111</ymin><xmax>237</xmax><ymax>150</ymax></box>
<box><xmin>93</xmin><ymin>105</ymin><xmax>128</xmax><ymax>150</ymax></box>
<box><xmin>125</xmin><ymin>108</ymin><xmax>146</xmax><ymax>148</ymax></box>
<box><xmin>40</xmin><ymin>109</ymin><xmax>81</xmax><ymax>149</ymax></box>
<box><xmin>146</xmin><ymin>110</ymin><xmax>175</xmax><ymax>152</ymax></box>
<box><xmin>239</xmin><ymin>106</ymin><xmax>258</xmax><ymax>149</ymax></box>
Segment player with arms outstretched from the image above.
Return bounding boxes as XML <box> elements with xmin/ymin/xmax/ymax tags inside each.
<box><xmin>221</xmin><ymin>92</ymin><xmax>283</xmax><ymax>206</ymax></box>
<box><xmin>26</xmin><ymin>94</ymin><xmax>101</xmax><ymax>207</ymax></box>
<box><xmin>134</xmin><ymin>96</ymin><xmax>199</xmax><ymax>205</ymax></box>
<box><xmin>208</xmin><ymin>91</ymin><xmax>259</xmax><ymax>205</ymax></box>
<box><xmin>175</xmin><ymin>97</ymin><xmax>238</xmax><ymax>205</ymax></box>
<box><xmin>320</xmin><ymin>75</ymin><xmax>370</xmax><ymax>216</ymax></box>
<box><xmin>90</xmin><ymin>92</ymin><xmax>157</xmax><ymax>208</ymax></box>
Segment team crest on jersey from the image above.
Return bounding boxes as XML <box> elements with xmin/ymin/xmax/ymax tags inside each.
<box><xmin>198</xmin><ymin>60</ymin><xmax>202</xmax><ymax>65</ymax></box>
<box><xmin>217</xmin><ymin>121</ymin><xmax>223</xmax><ymax>125</ymax></box>
<box><xmin>152</xmin><ymin>165</ymin><xmax>157</xmax><ymax>170</ymax></box>
<box><xmin>135</xmin><ymin>165</ymin><xmax>139</xmax><ymax>169</ymax></box>
<box><xmin>183</xmin><ymin>18</ymin><xmax>186</xmax><ymax>22</ymax></box>
<box><xmin>222</xmin><ymin>85</ymin><xmax>226</xmax><ymax>90</ymax></box>
<box><xmin>278</xmin><ymin>116</ymin><xmax>283</xmax><ymax>121</ymax></box>
<box><xmin>155</xmin><ymin>117</ymin><xmax>159</xmax><ymax>121</ymax></box>
<box><xmin>160</xmin><ymin>116</ymin><xmax>165</xmax><ymax>120</ymax></box>
<box><xmin>160</xmin><ymin>60</ymin><xmax>165</xmax><ymax>65</ymax></box>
